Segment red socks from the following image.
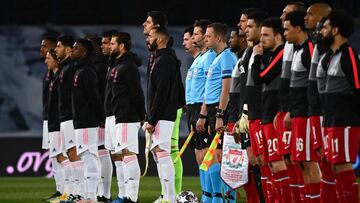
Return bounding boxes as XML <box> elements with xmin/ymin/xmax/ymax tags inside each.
<box><xmin>335</xmin><ymin>170</ymin><xmax>359</xmax><ymax>203</ymax></box>
<box><xmin>244</xmin><ymin>169</ymin><xmax>259</xmax><ymax>203</ymax></box>
<box><xmin>275</xmin><ymin>169</ymin><xmax>292</xmax><ymax>203</ymax></box>
<box><xmin>273</xmin><ymin>172</ymin><xmax>281</xmax><ymax>203</ymax></box>
<box><xmin>287</xmin><ymin>164</ymin><xmax>302</xmax><ymax>203</ymax></box>
<box><xmin>320</xmin><ymin>161</ymin><xmax>337</xmax><ymax>203</ymax></box>
<box><xmin>294</xmin><ymin>164</ymin><xmax>306</xmax><ymax>202</ymax></box>
<box><xmin>309</xmin><ymin>182</ymin><xmax>320</xmax><ymax>203</ymax></box>
<box><xmin>266</xmin><ymin>167</ymin><xmax>275</xmax><ymax>203</ymax></box>
<box><xmin>260</xmin><ymin>166</ymin><xmax>269</xmax><ymax>202</ymax></box>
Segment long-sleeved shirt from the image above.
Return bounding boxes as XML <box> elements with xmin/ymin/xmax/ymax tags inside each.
<box><xmin>58</xmin><ymin>58</ymin><xmax>76</xmax><ymax>122</ymax></box>
<box><xmin>319</xmin><ymin>43</ymin><xmax>360</xmax><ymax>126</ymax></box>
<box><xmin>246</xmin><ymin>44</ymin><xmax>263</xmax><ymax>120</ymax></box>
<box><xmin>47</xmin><ymin>70</ymin><xmax>61</xmax><ymax>132</ymax></box>
<box><xmin>289</xmin><ymin>39</ymin><xmax>313</xmax><ymax>117</ymax></box>
<box><xmin>42</xmin><ymin>70</ymin><xmax>52</xmax><ymax>120</ymax></box>
<box><xmin>147</xmin><ymin>47</ymin><xmax>181</xmax><ymax>126</ymax></box>
<box><xmin>72</xmin><ymin>57</ymin><xmax>105</xmax><ymax>129</ymax></box>
<box><xmin>252</xmin><ymin>45</ymin><xmax>284</xmax><ymax>124</ymax></box>
<box><xmin>111</xmin><ymin>52</ymin><xmax>145</xmax><ymax>123</ymax></box>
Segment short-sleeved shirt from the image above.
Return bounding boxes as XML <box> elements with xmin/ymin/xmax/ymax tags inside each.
<box><xmin>185</xmin><ymin>53</ymin><xmax>201</xmax><ymax>105</ymax></box>
<box><xmin>191</xmin><ymin>49</ymin><xmax>216</xmax><ymax>104</ymax></box>
<box><xmin>205</xmin><ymin>48</ymin><xmax>237</xmax><ymax>104</ymax></box>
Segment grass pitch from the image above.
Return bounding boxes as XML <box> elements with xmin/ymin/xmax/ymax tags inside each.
<box><xmin>0</xmin><ymin>176</ymin><xmax>247</xmax><ymax>203</ymax></box>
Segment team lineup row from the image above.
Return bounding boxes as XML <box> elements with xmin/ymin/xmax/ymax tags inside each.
<box><xmin>39</xmin><ymin>1</ymin><xmax>360</xmax><ymax>203</ymax></box>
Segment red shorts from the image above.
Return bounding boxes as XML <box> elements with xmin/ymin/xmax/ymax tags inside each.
<box><xmin>291</xmin><ymin>117</ymin><xmax>319</xmax><ymax>162</ymax></box>
<box><xmin>327</xmin><ymin>126</ymin><xmax>360</xmax><ymax>164</ymax></box>
<box><xmin>276</xmin><ymin>112</ymin><xmax>292</xmax><ymax>155</ymax></box>
<box><xmin>261</xmin><ymin>131</ymin><xmax>269</xmax><ymax>164</ymax></box>
<box><xmin>262</xmin><ymin>123</ymin><xmax>283</xmax><ymax>162</ymax></box>
<box><xmin>249</xmin><ymin>119</ymin><xmax>264</xmax><ymax>156</ymax></box>
<box><xmin>309</xmin><ymin>116</ymin><xmax>323</xmax><ymax>150</ymax></box>
<box><xmin>321</xmin><ymin>127</ymin><xmax>331</xmax><ymax>161</ymax></box>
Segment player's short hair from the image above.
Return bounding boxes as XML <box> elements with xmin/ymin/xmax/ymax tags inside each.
<box><xmin>112</xmin><ymin>32</ymin><xmax>132</xmax><ymax>51</ymax></box>
<box><xmin>193</xmin><ymin>19</ymin><xmax>212</xmax><ymax>35</ymax></box>
<box><xmin>147</xmin><ymin>11</ymin><xmax>168</xmax><ymax>27</ymax></box>
<box><xmin>287</xmin><ymin>1</ymin><xmax>306</xmax><ymax>12</ymax></box>
<box><xmin>207</xmin><ymin>23</ymin><xmax>228</xmax><ymax>42</ymax></box>
<box><xmin>75</xmin><ymin>38</ymin><xmax>94</xmax><ymax>57</ymax></box>
<box><xmin>151</xmin><ymin>26</ymin><xmax>170</xmax><ymax>40</ymax></box>
<box><xmin>85</xmin><ymin>35</ymin><xmax>101</xmax><ymax>46</ymax></box>
<box><xmin>261</xmin><ymin>17</ymin><xmax>284</xmax><ymax>36</ymax></box>
<box><xmin>232</xmin><ymin>27</ymin><xmax>240</xmax><ymax>35</ymax></box>
<box><xmin>247</xmin><ymin>11</ymin><xmax>268</xmax><ymax>27</ymax></box>
<box><xmin>42</xmin><ymin>35</ymin><xmax>57</xmax><ymax>44</ymax></box>
<box><xmin>285</xmin><ymin>10</ymin><xmax>307</xmax><ymax>31</ymax></box>
<box><xmin>241</xmin><ymin>8</ymin><xmax>261</xmax><ymax>16</ymax></box>
<box><xmin>57</xmin><ymin>35</ymin><xmax>75</xmax><ymax>48</ymax></box>
<box><xmin>85</xmin><ymin>35</ymin><xmax>102</xmax><ymax>54</ymax></box>
<box><xmin>326</xmin><ymin>9</ymin><xmax>354</xmax><ymax>38</ymax></box>
<box><xmin>183</xmin><ymin>26</ymin><xmax>194</xmax><ymax>35</ymax></box>
<box><xmin>103</xmin><ymin>29</ymin><xmax>119</xmax><ymax>39</ymax></box>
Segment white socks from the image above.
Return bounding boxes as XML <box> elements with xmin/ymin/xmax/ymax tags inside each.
<box><xmin>61</xmin><ymin>159</ymin><xmax>73</xmax><ymax>195</ymax></box>
<box><xmin>51</xmin><ymin>157</ymin><xmax>64</xmax><ymax>194</ymax></box>
<box><xmin>80</xmin><ymin>151</ymin><xmax>99</xmax><ymax>201</ymax></box>
<box><xmin>72</xmin><ymin>160</ymin><xmax>85</xmax><ymax>197</ymax></box>
<box><xmin>98</xmin><ymin>149</ymin><xmax>113</xmax><ymax>199</ymax></box>
<box><xmin>156</xmin><ymin>151</ymin><xmax>175</xmax><ymax>203</ymax></box>
<box><xmin>123</xmin><ymin>155</ymin><xmax>140</xmax><ymax>202</ymax></box>
<box><xmin>115</xmin><ymin>161</ymin><xmax>126</xmax><ymax>198</ymax></box>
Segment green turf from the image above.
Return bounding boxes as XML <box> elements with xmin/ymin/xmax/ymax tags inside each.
<box><xmin>0</xmin><ymin>176</ymin><xmax>247</xmax><ymax>202</ymax></box>
<box><xmin>4</xmin><ymin>176</ymin><xmax>359</xmax><ymax>202</ymax></box>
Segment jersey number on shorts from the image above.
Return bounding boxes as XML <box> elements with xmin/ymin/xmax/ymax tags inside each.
<box><xmin>268</xmin><ymin>138</ymin><xmax>278</xmax><ymax>154</ymax></box>
<box><xmin>331</xmin><ymin>138</ymin><xmax>339</xmax><ymax>154</ymax></box>
<box><xmin>296</xmin><ymin>138</ymin><xmax>303</xmax><ymax>152</ymax></box>
<box><xmin>282</xmin><ymin>131</ymin><xmax>291</xmax><ymax>145</ymax></box>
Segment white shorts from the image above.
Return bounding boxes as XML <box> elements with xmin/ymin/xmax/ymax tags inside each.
<box><xmin>114</xmin><ymin>122</ymin><xmax>141</xmax><ymax>154</ymax></box>
<box><xmin>149</xmin><ymin>120</ymin><xmax>174</xmax><ymax>152</ymax></box>
<box><xmin>98</xmin><ymin>127</ymin><xmax>105</xmax><ymax>146</ymax></box>
<box><xmin>60</xmin><ymin>120</ymin><xmax>76</xmax><ymax>151</ymax></box>
<box><xmin>49</xmin><ymin>131</ymin><xmax>63</xmax><ymax>158</ymax></box>
<box><xmin>75</xmin><ymin>127</ymin><xmax>99</xmax><ymax>156</ymax></box>
<box><xmin>104</xmin><ymin>116</ymin><xmax>116</xmax><ymax>151</ymax></box>
<box><xmin>42</xmin><ymin>120</ymin><xmax>50</xmax><ymax>149</ymax></box>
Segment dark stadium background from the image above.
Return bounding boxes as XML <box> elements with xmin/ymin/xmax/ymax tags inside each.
<box><xmin>1</xmin><ymin>0</ymin><xmax>359</xmax><ymax>25</ymax></box>
<box><xmin>0</xmin><ymin>0</ymin><xmax>359</xmax><ymax>177</ymax></box>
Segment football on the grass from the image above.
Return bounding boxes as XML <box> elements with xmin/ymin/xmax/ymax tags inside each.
<box><xmin>175</xmin><ymin>191</ymin><xmax>199</xmax><ymax>203</ymax></box>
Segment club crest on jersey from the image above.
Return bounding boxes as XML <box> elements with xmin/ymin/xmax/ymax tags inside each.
<box><xmin>46</xmin><ymin>71</ymin><xmax>51</xmax><ymax>81</ymax></box>
<box><xmin>113</xmin><ymin>70</ymin><xmax>118</xmax><ymax>83</ymax></box>
<box><xmin>111</xmin><ymin>67</ymin><xmax>116</xmax><ymax>77</ymax></box>
<box><xmin>59</xmin><ymin>71</ymin><xmax>64</xmax><ymax>83</ymax></box>
<box><xmin>50</xmin><ymin>81</ymin><xmax>54</xmax><ymax>91</ymax></box>
<box><xmin>73</xmin><ymin>74</ymin><xmax>79</xmax><ymax>87</ymax></box>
